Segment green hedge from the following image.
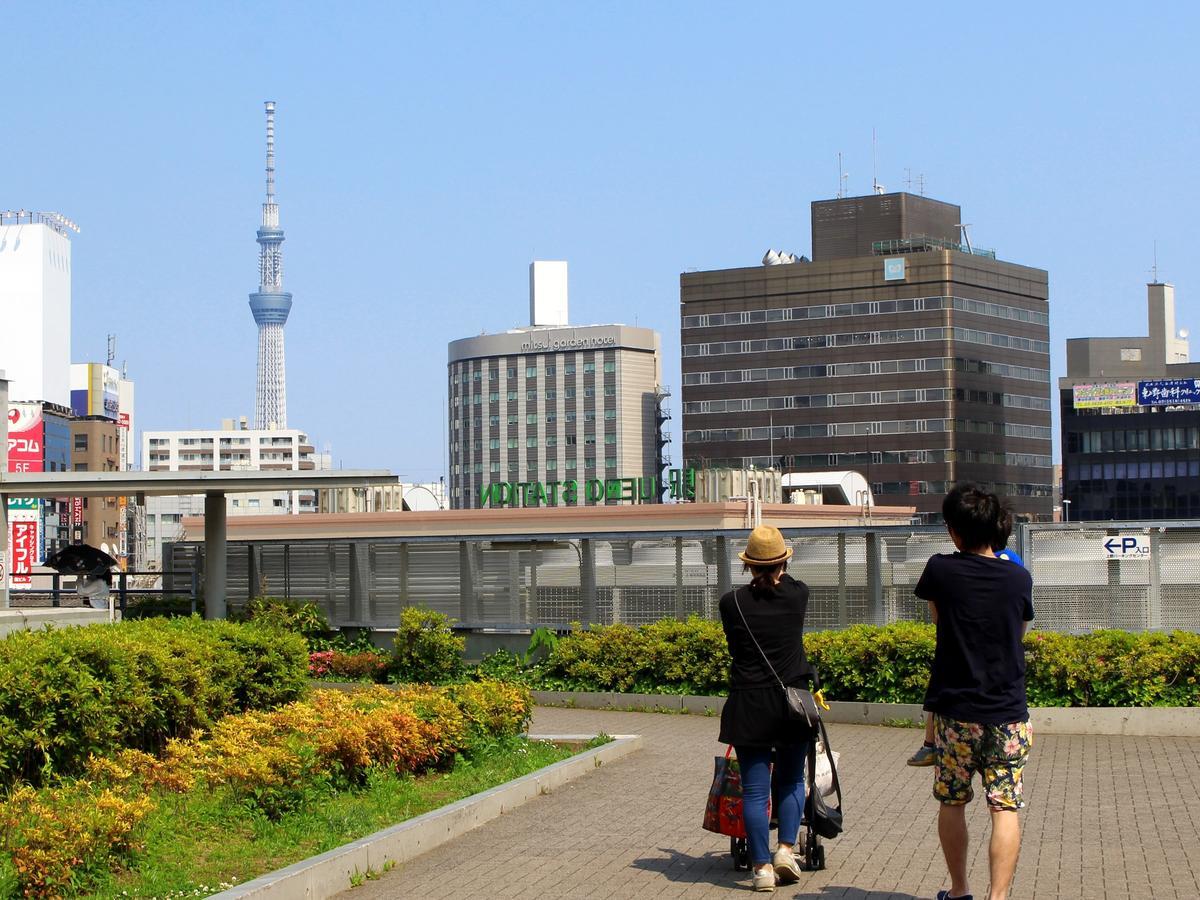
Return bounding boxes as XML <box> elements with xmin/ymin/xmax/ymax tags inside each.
<box><xmin>0</xmin><ymin>618</ymin><xmax>309</xmax><ymax>785</ymax></box>
<box><xmin>527</xmin><ymin>620</ymin><xmax>1200</xmax><ymax>707</ymax></box>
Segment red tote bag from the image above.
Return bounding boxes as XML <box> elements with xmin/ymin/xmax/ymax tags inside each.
<box><xmin>703</xmin><ymin>746</ymin><xmax>768</xmax><ymax>838</ymax></box>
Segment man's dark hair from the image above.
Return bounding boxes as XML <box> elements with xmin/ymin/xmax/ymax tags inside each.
<box><xmin>992</xmin><ymin>506</ymin><xmax>1014</xmax><ymax>553</ymax></box>
<box><xmin>942</xmin><ymin>483</ymin><xmax>1007</xmax><ymax>551</ymax></box>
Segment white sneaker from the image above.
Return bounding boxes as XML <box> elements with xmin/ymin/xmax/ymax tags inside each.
<box><xmin>773</xmin><ymin>846</ymin><xmax>802</xmax><ymax>884</ymax></box>
<box><xmin>752</xmin><ymin>865</ymin><xmax>777</xmax><ymax>892</ymax></box>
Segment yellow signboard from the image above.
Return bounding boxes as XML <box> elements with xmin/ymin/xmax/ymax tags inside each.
<box><xmin>1073</xmin><ymin>383</ymin><xmax>1137</xmax><ymax>409</ymax></box>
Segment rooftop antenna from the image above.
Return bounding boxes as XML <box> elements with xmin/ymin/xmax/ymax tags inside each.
<box><xmin>106</xmin><ymin>334</ymin><xmax>117</xmax><ymax>368</ymax></box>
<box><xmin>837</xmin><ymin>152</ymin><xmax>849</xmax><ymax>199</ymax></box>
<box><xmin>917</xmin><ymin>173</ymin><xmax>926</xmax><ymax>196</ymax></box>
<box><xmin>1151</xmin><ymin>240</ymin><xmax>1159</xmax><ymax>283</ymax></box>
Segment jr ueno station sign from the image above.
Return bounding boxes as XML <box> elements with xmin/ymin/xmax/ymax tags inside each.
<box><xmin>479</xmin><ymin>468</ymin><xmax>696</xmax><ymax>508</ymax></box>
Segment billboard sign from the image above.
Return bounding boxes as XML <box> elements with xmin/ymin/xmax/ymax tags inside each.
<box><xmin>1137</xmin><ymin>379</ymin><xmax>1200</xmax><ymax>406</ymax></box>
<box><xmin>7</xmin><ymin>403</ymin><xmax>44</xmax><ymax>472</ymax></box>
<box><xmin>9</xmin><ymin>520</ymin><xmax>38</xmax><ymax>586</ymax></box>
<box><xmin>883</xmin><ymin>257</ymin><xmax>906</xmax><ymax>281</ymax></box>
<box><xmin>1073</xmin><ymin>382</ymin><xmax>1137</xmax><ymax>409</ymax></box>
<box><xmin>70</xmin><ymin>364</ymin><xmax>120</xmax><ymax>420</ymax></box>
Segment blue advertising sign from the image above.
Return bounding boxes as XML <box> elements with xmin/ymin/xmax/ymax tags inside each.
<box><xmin>1137</xmin><ymin>379</ymin><xmax>1200</xmax><ymax>406</ymax></box>
<box><xmin>883</xmin><ymin>257</ymin><xmax>906</xmax><ymax>281</ymax></box>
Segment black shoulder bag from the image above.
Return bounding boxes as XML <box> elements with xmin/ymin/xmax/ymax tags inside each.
<box><xmin>732</xmin><ymin>587</ymin><xmax>821</xmax><ymax>733</ymax></box>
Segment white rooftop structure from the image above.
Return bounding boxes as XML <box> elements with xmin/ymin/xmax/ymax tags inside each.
<box><xmin>529</xmin><ymin>260</ymin><xmax>569</xmax><ymax>327</ymax></box>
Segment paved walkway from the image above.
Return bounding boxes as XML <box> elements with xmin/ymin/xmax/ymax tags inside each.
<box><xmin>341</xmin><ymin>707</ymin><xmax>1200</xmax><ymax>899</ymax></box>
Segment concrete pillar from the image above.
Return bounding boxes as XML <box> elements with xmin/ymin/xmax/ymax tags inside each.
<box><xmin>203</xmin><ymin>492</ymin><xmax>227</xmax><ymax>619</ymax></box>
<box><xmin>866</xmin><ymin>532</ymin><xmax>883</xmax><ymax>625</ymax></box>
<box><xmin>674</xmin><ymin>536</ymin><xmax>685</xmax><ymax>620</ymax></box>
<box><xmin>579</xmin><ymin>539</ymin><xmax>597</xmax><ymax>626</ymax></box>
<box><xmin>459</xmin><ymin>541</ymin><xmax>476</xmax><ymax>623</ymax></box>
<box><xmin>837</xmin><ymin>532</ymin><xmax>848</xmax><ymax>627</ymax></box>
<box><xmin>716</xmin><ymin>535</ymin><xmax>732</xmax><ymax>603</ymax></box>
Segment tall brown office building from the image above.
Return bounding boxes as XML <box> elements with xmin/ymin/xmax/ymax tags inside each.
<box><xmin>680</xmin><ymin>192</ymin><xmax>1053</xmax><ymax>522</ymax></box>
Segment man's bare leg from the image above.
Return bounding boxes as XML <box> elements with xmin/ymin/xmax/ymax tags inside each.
<box><xmin>986</xmin><ymin>809</ymin><xmax>1021</xmax><ymax>900</ymax></box>
<box><xmin>937</xmin><ymin>803</ymin><xmax>971</xmax><ymax>898</ymax></box>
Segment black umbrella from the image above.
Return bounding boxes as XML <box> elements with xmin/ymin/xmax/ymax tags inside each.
<box><xmin>43</xmin><ymin>544</ymin><xmax>118</xmax><ymax>577</ymax></box>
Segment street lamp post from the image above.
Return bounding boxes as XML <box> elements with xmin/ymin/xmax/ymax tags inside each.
<box><xmin>1062</xmin><ymin>499</ymin><xmax>1071</xmax><ymax>523</ymax></box>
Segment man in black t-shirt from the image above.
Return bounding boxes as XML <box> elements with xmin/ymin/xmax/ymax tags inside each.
<box><xmin>915</xmin><ymin>485</ymin><xmax>1034</xmax><ymax>900</ymax></box>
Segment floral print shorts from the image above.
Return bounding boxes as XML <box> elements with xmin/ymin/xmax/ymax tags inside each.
<box><xmin>932</xmin><ymin>716</ymin><xmax>1032</xmax><ymax>810</ymax></box>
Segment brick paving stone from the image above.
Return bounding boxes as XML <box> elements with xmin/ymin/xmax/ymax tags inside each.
<box><xmin>338</xmin><ymin>707</ymin><xmax>1200</xmax><ymax>899</ymax></box>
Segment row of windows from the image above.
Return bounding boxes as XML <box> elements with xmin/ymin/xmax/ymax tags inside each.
<box><xmin>147</xmin><ymin>437</ymin><xmax>287</xmax><ymax>447</ymax></box>
<box><xmin>1068</xmin><ymin>460</ymin><xmax>1200</xmax><ymax>481</ymax></box>
<box><xmin>787</xmin><ymin>448</ymin><xmax>1053</xmax><ymax>469</ymax></box>
<box><xmin>453</xmin><ymin>409</ymin><xmax>616</xmax><ymax>428</ymax></box>
<box><xmin>454</xmin><ymin>458</ymin><xmax>617</xmax><ymax>475</ymax></box>
<box><xmin>681</xmin><ymin>295</ymin><xmax>1049</xmax><ymax>329</ymax></box>
<box><xmin>872</xmin><ymin>481</ymin><xmax>1053</xmax><ymax>498</ymax></box>
<box><xmin>686</xmin><ymin>418</ymin><xmax>954</xmax><ymax>444</ymax></box>
<box><xmin>453</xmin><ymin>385</ymin><xmax>616</xmax><ymax>405</ymax></box>
<box><xmin>682</xmin><ymin>357</ymin><xmax>1051</xmax><ymax>386</ymax></box>
<box><xmin>457</xmin><ymin>433</ymin><xmax>619</xmax><ymax>452</ymax></box>
<box><xmin>686</xmin><ymin>419</ymin><xmax>1053</xmax><ymax>444</ymax></box>
<box><xmin>1067</xmin><ymin>427</ymin><xmax>1200</xmax><ymax>454</ymax></box>
<box><xmin>682</xmin><ymin>326</ymin><xmax>1048</xmax><ymax>358</ymax></box>
<box><xmin>683</xmin><ymin>389</ymin><xmax>1050</xmax><ymax>415</ymax></box>
<box><xmin>451</xmin><ymin>360</ymin><xmax>615</xmax><ymax>384</ymax></box>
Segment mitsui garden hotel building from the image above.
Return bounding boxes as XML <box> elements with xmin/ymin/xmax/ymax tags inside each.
<box><xmin>447</xmin><ymin>262</ymin><xmax>663</xmax><ymax>509</ymax></box>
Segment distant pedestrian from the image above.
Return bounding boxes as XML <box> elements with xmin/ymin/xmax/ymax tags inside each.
<box><xmin>718</xmin><ymin>525</ymin><xmax>812</xmax><ymax>892</ymax></box>
<box><xmin>916</xmin><ymin>485</ymin><xmax>1034</xmax><ymax>900</ymax></box>
<box><xmin>908</xmin><ymin>509</ymin><xmax>1025</xmax><ymax>766</ymax></box>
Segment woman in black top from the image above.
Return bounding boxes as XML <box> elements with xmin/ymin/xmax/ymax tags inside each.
<box><xmin>718</xmin><ymin>525</ymin><xmax>811</xmax><ymax>892</ymax></box>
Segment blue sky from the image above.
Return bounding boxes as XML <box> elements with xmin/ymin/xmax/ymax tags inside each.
<box><xmin>8</xmin><ymin>2</ymin><xmax>1200</xmax><ymax>480</ymax></box>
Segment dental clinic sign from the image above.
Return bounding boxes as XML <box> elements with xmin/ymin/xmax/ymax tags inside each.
<box><xmin>480</xmin><ymin>468</ymin><xmax>696</xmax><ymax>508</ymax></box>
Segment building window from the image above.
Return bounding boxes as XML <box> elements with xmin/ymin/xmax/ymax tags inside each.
<box><xmin>605</xmin><ymin>434</ymin><xmax>616</xmax><ymax>444</ymax></box>
<box><xmin>565</xmin><ymin>388</ymin><xmax>576</xmax><ymax>399</ymax></box>
<box><xmin>508</xmin><ymin>460</ymin><xmax>520</xmax><ymax>472</ymax></box>
<box><xmin>489</xmin><ymin>438</ymin><xmax>500</xmax><ymax>450</ymax></box>
<box><xmin>566</xmin><ymin>458</ymin><xmax>577</xmax><ymax>470</ymax></box>
<box><xmin>526</xmin><ymin>390</ymin><xmax>537</xmax><ymax>401</ymax></box>
<box><xmin>527</xmin><ymin>437</ymin><xmax>538</xmax><ymax>448</ymax></box>
<box><xmin>604</xmin><ymin>409</ymin><xmax>616</xmax><ymax>420</ymax></box>
<box><xmin>584</xmin><ymin>412</ymin><xmax>596</xmax><ymax>422</ymax></box>
<box><xmin>472</xmin><ymin>371</ymin><xmax>482</xmax><ymax>382</ymax></box>
<box><xmin>507</xmin><ymin>391</ymin><xmax>518</xmax><ymax>402</ymax></box>
<box><xmin>566</xmin><ymin>412</ymin><xmax>576</xmax><ymax>423</ymax></box>
<box><xmin>546</xmin><ymin>435</ymin><xmax>558</xmax><ymax>447</ymax></box>
<box><xmin>584</xmin><ymin>387</ymin><xmax>595</xmax><ymax>398</ymax></box>
<box><xmin>508</xmin><ymin>438</ymin><xmax>518</xmax><ymax>449</ymax></box>
<box><xmin>546</xmin><ymin>413</ymin><xmax>557</xmax><ymax>424</ymax></box>
<box><xmin>584</xmin><ymin>362</ymin><xmax>596</xmax><ymax>374</ymax></box>
<box><xmin>527</xmin><ymin>414</ymin><xmax>538</xmax><ymax>424</ymax></box>
<box><xmin>603</xmin><ymin>362</ymin><xmax>616</xmax><ymax>373</ymax></box>
<box><xmin>566</xmin><ymin>435</ymin><xmax>577</xmax><ymax>446</ymax></box>
<box><xmin>273</xmin><ymin>498</ymin><xmax>284</xmax><ymax>507</ymax></box>
<box><xmin>74</xmin><ymin>463</ymin><xmax>88</xmax><ymax>472</ymax></box>
<box><xmin>507</xmin><ymin>414</ymin><xmax>518</xmax><ymax>426</ymax></box>
<box><xmin>489</xmin><ymin>392</ymin><xmax>498</xmax><ymax>402</ymax></box>
<box><xmin>248</xmin><ymin>499</ymin><xmax>260</xmax><ymax>508</ymax></box>
<box><xmin>546</xmin><ymin>459</ymin><xmax>557</xmax><ymax>471</ymax></box>
<box><xmin>74</xmin><ymin>434</ymin><xmax>88</xmax><ymax>452</ymax></box>
<box><xmin>545</xmin><ymin>365</ymin><xmax>556</xmax><ymax>376</ymax></box>
<box><xmin>507</xmin><ymin>366</ymin><xmax>517</xmax><ymax>378</ymax></box>
<box><xmin>604</xmin><ymin>385</ymin><xmax>615</xmax><ymax>397</ymax></box>
<box><xmin>490</xmin><ymin>461</ymin><xmax>500</xmax><ymax>473</ymax></box>
<box><xmin>489</xmin><ymin>415</ymin><xmax>500</xmax><ymax>426</ymax></box>
<box><xmin>489</xmin><ymin>370</ymin><xmax>498</xmax><ymax>381</ymax></box>
<box><xmin>605</xmin><ymin>457</ymin><xmax>617</xmax><ymax>469</ymax></box>
<box><xmin>526</xmin><ymin>366</ymin><xmax>538</xmax><ymax>378</ymax></box>
<box><xmin>546</xmin><ymin>389</ymin><xmax>557</xmax><ymax>400</ymax></box>
<box><xmin>565</xmin><ymin>363</ymin><xmax>576</xmax><ymax>375</ymax></box>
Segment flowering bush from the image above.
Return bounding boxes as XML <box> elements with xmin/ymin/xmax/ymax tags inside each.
<box><xmin>0</xmin><ymin>618</ymin><xmax>308</xmax><ymax>787</ymax></box>
<box><xmin>0</xmin><ymin>681</ymin><xmax>531</xmax><ymax>895</ymax></box>
<box><xmin>308</xmin><ymin>649</ymin><xmax>390</xmax><ymax>682</ymax></box>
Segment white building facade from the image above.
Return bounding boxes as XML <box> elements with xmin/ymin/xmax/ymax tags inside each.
<box><xmin>141</xmin><ymin>419</ymin><xmax>320</xmax><ymax>566</ymax></box>
<box><xmin>0</xmin><ymin>212</ymin><xmax>76</xmax><ymax>406</ymax></box>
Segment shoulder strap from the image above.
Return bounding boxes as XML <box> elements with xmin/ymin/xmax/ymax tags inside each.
<box><xmin>732</xmin><ymin>586</ymin><xmax>786</xmax><ymax>692</ymax></box>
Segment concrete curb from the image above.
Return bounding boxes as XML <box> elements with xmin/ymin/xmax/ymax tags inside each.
<box><xmin>530</xmin><ymin>690</ymin><xmax>1200</xmax><ymax>737</ymax></box>
<box><xmin>209</xmin><ymin>733</ymin><xmax>642</xmax><ymax>900</ymax></box>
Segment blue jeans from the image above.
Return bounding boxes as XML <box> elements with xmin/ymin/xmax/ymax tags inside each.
<box><xmin>735</xmin><ymin>743</ymin><xmax>809</xmax><ymax>866</ymax></box>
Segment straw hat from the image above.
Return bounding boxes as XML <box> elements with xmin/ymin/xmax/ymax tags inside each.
<box><xmin>738</xmin><ymin>525</ymin><xmax>793</xmax><ymax>566</ymax></box>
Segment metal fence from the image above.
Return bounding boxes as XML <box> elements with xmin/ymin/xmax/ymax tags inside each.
<box><xmin>167</xmin><ymin>521</ymin><xmax>1200</xmax><ymax>633</ymax></box>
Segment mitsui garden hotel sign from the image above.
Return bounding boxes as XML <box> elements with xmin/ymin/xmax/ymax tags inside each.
<box><xmin>479</xmin><ymin>468</ymin><xmax>696</xmax><ymax>508</ymax></box>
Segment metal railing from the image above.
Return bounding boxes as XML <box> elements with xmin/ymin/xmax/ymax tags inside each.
<box><xmin>165</xmin><ymin>520</ymin><xmax>1200</xmax><ymax>634</ymax></box>
<box><xmin>8</xmin><ymin>569</ymin><xmax>200</xmax><ymax>617</ymax></box>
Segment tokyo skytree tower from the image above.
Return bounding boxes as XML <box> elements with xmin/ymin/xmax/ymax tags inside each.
<box><xmin>249</xmin><ymin>100</ymin><xmax>292</xmax><ymax>430</ymax></box>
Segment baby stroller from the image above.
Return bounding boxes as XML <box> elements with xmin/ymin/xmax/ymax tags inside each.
<box><xmin>723</xmin><ymin>678</ymin><xmax>843</xmax><ymax>872</ymax></box>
